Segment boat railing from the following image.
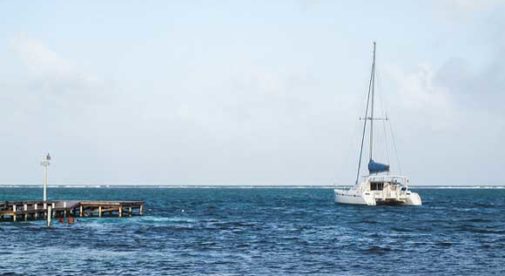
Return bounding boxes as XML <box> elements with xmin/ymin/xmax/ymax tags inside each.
<box><xmin>367</xmin><ymin>175</ymin><xmax>408</xmax><ymax>185</ymax></box>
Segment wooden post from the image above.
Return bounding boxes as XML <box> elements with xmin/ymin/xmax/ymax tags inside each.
<box><xmin>128</xmin><ymin>207</ymin><xmax>132</xmax><ymax>217</ymax></box>
<box><xmin>34</xmin><ymin>203</ymin><xmax>38</xmax><ymax>219</ymax></box>
<box><xmin>13</xmin><ymin>204</ymin><xmax>17</xmax><ymax>222</ymax></box>
<box><xmin>80</xmin><ymin>205</ymin><xmax>83</xmax><ymax>217</ymax></box>
<box><xmin>140</xmin><ymin>204</ymin><xmax>143</xmax><ymax>215</ymax></box>
<box><xmin>119</xmin><ymin>206</ymin><xmax>122</xmax><ymax>217</ymax></box>
<box><xmin>43</xmin><ymin>202</ymin><xmax>47</xmax><ymax>218</ymax></box>
<box><xmin>98</xmin><ymin>206</ymin><xmax>102</xmax><ymax>217</ymax></box>
<box><xmin>47</xmin><ymin>205</ymin><xmax>52</xmax><ymax>227</ymax></box>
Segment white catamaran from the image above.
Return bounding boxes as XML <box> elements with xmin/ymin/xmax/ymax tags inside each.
<box><xmin>335</xmin><ymin>42</ymin><xmax>422</xmax><ymax>206</ymax></box>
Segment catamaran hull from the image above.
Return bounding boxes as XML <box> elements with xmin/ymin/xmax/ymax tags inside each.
<box><xmin>404</xmin><ymin>192</ymin><xmax>422</xmax><ymax>206</ymax></box>
<box><xmin>334</xmin><ymin>189</ymin><xmax>422</xmax><ymax>206</ymax></box>
<box><xmin>334</xmin><ymin>190</ymin><xmax>376</xmax><ymax>205</ymax></box>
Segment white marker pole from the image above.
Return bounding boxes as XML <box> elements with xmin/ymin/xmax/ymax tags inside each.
<box><xmin>40</xmin><ymin>153</ymin><xmax>51</xmax><ymax>202</ymax></box>
<box><xmin>43</xmin><ymin>163</ymin><xmax>48</xmax><ymax>201</ymax></box>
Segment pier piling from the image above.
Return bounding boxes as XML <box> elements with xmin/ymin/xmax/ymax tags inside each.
<box><xmin>47</xmin><ymin>205</ymin><xmax>52</xmax><ymax>227</ymax></box>
<box><xmin>13</xmin><ymin>204</ymin><xmax>16</xmax><ymax>222</ymax></box>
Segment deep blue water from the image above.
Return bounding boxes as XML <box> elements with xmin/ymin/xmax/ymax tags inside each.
<box><xmin>1</xmin><ymin>188</ymin><xmax>504</xmax><ymax>275</ymax></box>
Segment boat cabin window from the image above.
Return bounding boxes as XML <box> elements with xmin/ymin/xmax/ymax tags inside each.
<box><xmin>370</xmin><ymin>182</ymin><xmax>384</xmax><ymax>191</ymax></box>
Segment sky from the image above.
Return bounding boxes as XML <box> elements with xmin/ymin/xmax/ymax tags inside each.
<box><xmin>0</xmin><ymin>0</ymin><xmax>504</xmax><ymax>186</ymax></box>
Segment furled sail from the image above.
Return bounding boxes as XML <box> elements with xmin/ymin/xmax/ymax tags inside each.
<box><xmin>368</xmin><ymin>159</ymin><xmax>389</xmax><ymax>174</ymax></box>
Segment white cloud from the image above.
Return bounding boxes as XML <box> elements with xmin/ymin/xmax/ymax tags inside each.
<box><xmin>11</xmin><ymin>33</ymin><xmax>71</xmax><ymax>77</ymax></box>
<box><xmin>383</xmin><ymin>63</ymin><xmax>454</xmax><ymax>131</ymax></box>
<box><xmin>10</xmin><ymin>33</ymin><xmax>104</xmax><ymax>98</ymax></box>
<box><xmin>439</xmin><ymin>0</ymin><xmax>504</xmax><ymax>13</ymax></box>
<box><xmin>433</xmin><ymin>0</ymin><xmax>505</xmax><ymax>23</ymax></box>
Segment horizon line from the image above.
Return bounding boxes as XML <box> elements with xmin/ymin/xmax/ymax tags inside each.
<box><xmin>1</xmin><ymin>184</ymin><xmax>505</xmax><ymax>189</ymax></box>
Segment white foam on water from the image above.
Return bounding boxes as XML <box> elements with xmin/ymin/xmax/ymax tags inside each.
<box><xmin>134</xmin><ymin>215</ymin><xmax>198</xmax><ymax>224</ymax></box>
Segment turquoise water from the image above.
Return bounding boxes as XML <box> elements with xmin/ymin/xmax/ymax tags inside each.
<box><xmin>1</xmin><ymin>188</ymin><xmax>504</xmax><ymax>275</ymax></box>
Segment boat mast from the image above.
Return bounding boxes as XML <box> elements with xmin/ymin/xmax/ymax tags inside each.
<box><xmin>354</xmin><ymin>42</ymin><xmax>376</xmax><ymax>185</ymax></box>
<box><xmin>369</xmin><ymin>42</ymin><xmax>376</xmax><ymax>161</ymax></box>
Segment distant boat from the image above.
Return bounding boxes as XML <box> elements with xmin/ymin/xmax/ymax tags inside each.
<box><xmin>334</xmin><ymin>42</ymin><xmax>422</xmax><ymax>206</ymax></box>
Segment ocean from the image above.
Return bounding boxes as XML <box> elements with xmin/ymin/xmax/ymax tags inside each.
<box><xmin>1</xmin><ymin>187</ymin><xmax>504</xmax><ymax>275</ymax></box>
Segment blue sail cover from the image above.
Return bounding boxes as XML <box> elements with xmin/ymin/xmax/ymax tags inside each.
<box><xmin>368</xmin><ymin>159</ymin><xmax>390</xmax><ymax>174</ymax></box>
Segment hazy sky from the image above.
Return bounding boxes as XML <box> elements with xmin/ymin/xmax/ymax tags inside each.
<box><xmin>0</xmin><ymin>0</ymin><xmax>504</xmax><ymax>185</ymax></box>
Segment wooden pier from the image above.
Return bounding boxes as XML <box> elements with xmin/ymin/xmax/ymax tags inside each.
<box><xmin>0</xmin><ymin>200</ymin><xmax>144</xmax><ymax>223</ymax></box>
